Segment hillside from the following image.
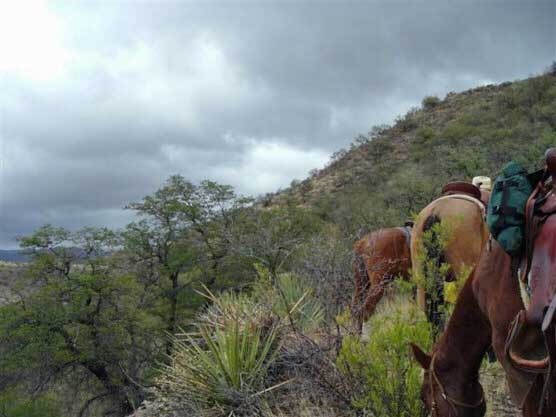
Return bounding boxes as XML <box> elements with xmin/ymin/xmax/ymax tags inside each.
<box><xmin>266</xmin><ymin>71</ymin><xmax>556</xmax><ymax>234</ymax></box>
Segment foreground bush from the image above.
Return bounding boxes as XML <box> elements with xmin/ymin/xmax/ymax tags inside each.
<box><xmin>158</xmin><ymin>319</ymin><xmax>280</xmax><ymax>416</ymax></box>
<box><xmin>0</xmin><ymin>389</ymin><xmax>61</xmax><ymax>417</ymax></box>
<box><xmin>252</xmin><ymin>266</ymin><xmax>324</xmax><ymax>332</ymax></box>
<box><xmin>337</xmin><ymin>292</ymin><xmax>432</xmax><ymax>417</ymax></box>
<box><xmin>273</xmin><ymin>273</ymin><xmax>324</xmax><ymax>331</ymax></box>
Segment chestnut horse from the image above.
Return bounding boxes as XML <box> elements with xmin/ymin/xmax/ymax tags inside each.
<box><xmin>412</xmin><ymin>183</ymin><xmax>489</xmax><ymax>334</ymax></box>
<box><xmin>352</xmin><ymin>225</ymin><xmax>412</xmax><ymax>332</ymax></box>
<box><xmin>411</xmin><ymin>235</ymin><xmax>556</xmax><ymax>417</ymax></box>
<box><xmin>411</xmin><ymin>153</ymin><xmax>556</xmax><ymax>416</ymax></box>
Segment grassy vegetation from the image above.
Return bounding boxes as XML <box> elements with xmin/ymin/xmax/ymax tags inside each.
<box><xmin>338</xmin><ymin>289</ymin><xmax>432</xmax><ymax>417</ymax></box>
<box><xmin>273</xmin><ymin>72</ymin><xmax>556</xmax><ymax>236</ymax></box>
<box><xmin>154</xmin><ymin>272</ymin><xmax>325</xmax><ymax>416</ymax></box>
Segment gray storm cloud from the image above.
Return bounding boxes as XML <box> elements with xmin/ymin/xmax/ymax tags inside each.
<box><xmin>0</xmin><ymin>1</ymin><xmax>554</xmax><ymax>247</ymax></box>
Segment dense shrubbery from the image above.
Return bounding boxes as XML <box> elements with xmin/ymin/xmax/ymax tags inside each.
<box><xmin>0</xmin><ymin>389</ymin><xmax>61</xmax><ymax>417</ymax></box>
<box><xmin>422</xmin><ymin>95</ymin><xmax>441</xmax><ymax>109</ymax></box>
<box><xmin>0</xmin><ymin>180</ymin><xmax>323</xmax><ymax>416</ymax></box>
<box><xmin>154</xmin><ymin>269</ymin><xmax>326</xmax><ymax>416</ymax></box>
<box><xmin>337</xmin><ymin>287</ymin><xmax>432</xmax><ymax>417</ymax></box>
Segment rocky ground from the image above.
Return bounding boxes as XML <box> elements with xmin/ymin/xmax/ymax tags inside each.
<box><xmin>0</xmin><ymin>261</ymin><xmax>21</xmax><ymax>305</ymax></box>
<box><xmin>482</xmin><ymin>361</ymin><xmax>520</xmax><ymax>417</ymax></box>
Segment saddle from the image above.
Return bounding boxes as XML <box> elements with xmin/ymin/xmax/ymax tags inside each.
<box><xmin>441</xmin><ymin>181</ymin><xmax>482</xmax><ymax>201</ymax></box>
<box><xmin>505</xmin><ymin>148</ymin><xmax>556</xmax><ymax>412</ymax></box>
<box><xmin>519</xmin><ymin>149</ymin><xmax>556</xmax><ymax>321</ymax></box>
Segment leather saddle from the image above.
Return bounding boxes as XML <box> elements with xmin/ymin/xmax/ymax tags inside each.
<box><xmin>441</xmin><ymin>181</ymin><xmax>482</xmax><ymax>201</ymax></box>
<box><xmin>519</xmin><ymin>148</ymin><xmax>556</xmax><ymax>324</ymax></box>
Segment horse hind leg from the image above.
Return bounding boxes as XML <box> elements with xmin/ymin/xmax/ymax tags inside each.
<box><xmin>363</xmin><ymin>278</ymin><xmax>386</xmax><ymax>322</ymax></box>
<box><xmin>352</xmin><ymin>253</ymin><xmax>370</xmax><ymax>334</ymax></box>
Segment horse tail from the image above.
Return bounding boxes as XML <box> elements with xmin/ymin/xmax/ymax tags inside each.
<box><xmin>421</xmin><ymin>214</ymin><xmax>449</xmax><ymax>337</ymax></box>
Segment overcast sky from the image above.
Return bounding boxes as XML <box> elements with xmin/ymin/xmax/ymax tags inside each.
<box><xmin>0</xmin><ymin>1</ymin><xmax>554</xmax><ymax>248</ymax></box>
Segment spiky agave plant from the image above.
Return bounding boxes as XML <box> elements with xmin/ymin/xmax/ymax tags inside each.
<box><xmin>198</xmin><ymin>286</ymin><xmax>272</xmax><ymax>331</ymax></box>
<box><xmin>158</xmin><ymin>318</ymin><xmax>280</xmax><ymax>416</ymax></box>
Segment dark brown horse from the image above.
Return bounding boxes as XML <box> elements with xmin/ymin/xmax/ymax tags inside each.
<box><xmin>411</xmin><ymin>271</ymin><xmax>489</xmax><ymax>417</ymax></box>
<box><xmin>411</xmin><ymin>151</ymin><xmax>556</xmax><ymax>416</ymax></box>
<box><xmin>412</xmin><ymin>237</ymin><xmax>556</xmax><ymax>416</ymax></box>
<box><xmin>352</xmin><ymin>225</ymin><xmax>412</xmax><ymax>332</ymax></box>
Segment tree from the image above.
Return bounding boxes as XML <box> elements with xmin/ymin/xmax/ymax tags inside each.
<box><xmin>0</xmin><ymin>226</ymin><xmax>159</xmax><ymax>416</ymax></box>
<box><xmin>227</xmin><ymin>203</ymin><xmax>322</xmax><ymax>280</ymax></box>
<box><xmin>123</xmin><ymin>176</ymin><xmax>251</xmax><ymax>351</ymax></box>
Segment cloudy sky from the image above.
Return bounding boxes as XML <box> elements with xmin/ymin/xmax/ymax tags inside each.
<box><xmin>0</xmin><ymin>1</ymin><xmax>554</xmax><ymax>248</ymax></box>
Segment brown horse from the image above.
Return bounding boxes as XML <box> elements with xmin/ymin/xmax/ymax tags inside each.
<box><xmin>412</xmin><ymin>235</ymin><xmax>556</xmax><ymax>416</ymax></box>
<box><xmin>412</xmin><ymin>153</ymin><xmax>556</xmax><ymax>416</ymax></box>
<box><xmin>411</xmin><ymin>270</ymin><xmax>489</xmax><ymax>417</ymax></box>
<box><xmin>411</xmin><ymin>182</ymin><xmax>489</xmax><ymax>334</ymax></box>
<box><xmin>352</xmin><ymin>225</ymin><xmax>412</xmax><ymax>332</ymax></box>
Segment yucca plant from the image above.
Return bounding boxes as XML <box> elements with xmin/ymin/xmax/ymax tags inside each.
<box><xmin>158</xmin><ymin>317</ymin><xmax>280</xmax><ymax>416</ymax></box>
<box><xmin>198</xmin><ymin>287</ymin><xmax>271</xmax><ymax>331</ymax></box>
<box><xmin>273</xmin><ymin>273</ymin><xmax>324</xmax><ymax>331</ymax></box>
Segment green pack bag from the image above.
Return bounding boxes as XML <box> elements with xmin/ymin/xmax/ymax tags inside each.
<box><xmin>486</xmin><ymin>161</ymin><xmax>533</xmax><ymax>256</ymax></box>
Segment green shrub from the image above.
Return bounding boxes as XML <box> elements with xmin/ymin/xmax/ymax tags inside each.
<box><xmin>442</xmin><ymin>121</ymin><xmax>479</xmax><ymax>143</ymax></box>
<box><xmin>395</xmin><ymin>107</ymin><xmax>419</xmax><ymax>132</ymax></box>
<box><xmin>415</xmin><ymin>127</ymin><xmax>436</xmax><ymax>144</ymax></box>
<box><xmin>422</xmin><ymin>95</ymin><xmax>441</xmax><ymax>110</ymax></box>
<box><xmin>252</xmin><ymin>266</ymin><xmax>324</xmax><ymax>332</ymax></box>
<box><xmin>337</xmin><ymin>294</ymin><xmax>432</xmax><ymax>417</ymax></box>
<box><xmin>157</xmin><ymin>271</ymin><xmax>325</xmax><ymax>416</ymax></box>
<box><xmin>199</xmin><ymin>287</ymin><xmax>271</xmax><ymax>330</ymax></box>
<box><xmin>0</xmin><ymin>389</ymin><xmax>61</xmax><ymax>417</ymax></box>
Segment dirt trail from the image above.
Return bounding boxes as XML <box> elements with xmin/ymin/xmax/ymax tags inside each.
<box><xmin>481</xmin><ymin>361</ymin><xmax>520</xmax><ymax>417</ymax></box>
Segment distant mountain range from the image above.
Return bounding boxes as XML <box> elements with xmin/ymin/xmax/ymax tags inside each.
<box><xmin>0</xmin><ymin>250</ymin><xmax>30</xmax><ymax>263</ymax></box>
<box><xmin>0</xmin><ymin>248</ymin><xmax>113</xmax><ymax>263</ymax></box>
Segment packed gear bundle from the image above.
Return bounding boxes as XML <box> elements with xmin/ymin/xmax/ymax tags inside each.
<box><xmin>486</xmin><ymin>161</ymin><xmax>534</xmax><ymax>256</ymax></box>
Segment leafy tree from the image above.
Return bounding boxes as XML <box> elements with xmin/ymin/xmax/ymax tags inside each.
<box><xmin>0</xmin><ymin>226</ymin><xmax>159</xmax><ymax>416</ymax></box>
<box><xmin>228</xmin><ymin>203</ymin><xmax>322</xmax><ymax>280</ymax></box>
<box><xmin>123</xmin><ymin>176</ymin><xmax>252</xmax><ymax>350</ymax></box>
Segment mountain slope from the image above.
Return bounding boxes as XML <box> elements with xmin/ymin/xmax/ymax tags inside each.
<box><xmin>266</xmin><ymin>71</ymin><xmax>556</xmax><ymax>233</ymax></box>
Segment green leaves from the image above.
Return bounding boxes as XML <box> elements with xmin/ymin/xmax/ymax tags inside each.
<box><xmin>272</xmin><ymin>273</ymin><xmax>324</xmax><ymax>331</ymax></box>
<box><xmin>0</xmin><ymin>388</ymin><xmax>61</xmax><ymax>417</ymax></box>
<box><xmin>337</xmin><ymin>294</ymin><xmax>432</xmax><ymax>417</ymax></box>
<box><xmin>158</xmin><ymin>305</ymin><xmax>280</xmax><ymax>415</ymax></box>
<box><xmin>1</xmin><ymin>225</ymin><xmax>159</xmax><ymax>414</ymax></box>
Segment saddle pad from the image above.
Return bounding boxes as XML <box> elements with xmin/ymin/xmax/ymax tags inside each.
<box><xmin>433</xmin><ymin>193</ymin><xmax>486</xmax><ymax>218</ymax></box>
